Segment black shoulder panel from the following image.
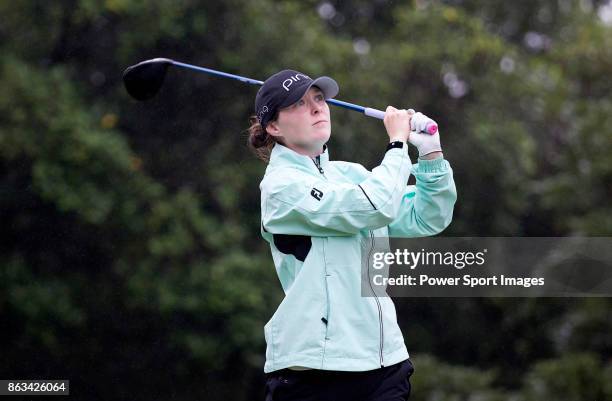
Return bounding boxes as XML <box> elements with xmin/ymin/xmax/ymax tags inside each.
<box><xmin>273</xmin><ymin>234</ymin><xmax>312</xmax><ymax>262</ymax></box>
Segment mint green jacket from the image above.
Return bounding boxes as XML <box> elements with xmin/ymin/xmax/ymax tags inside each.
<box><xmin>260</xmin><ymin>143</ymin><xmax>456</xmax><ymax>373</ymax></box>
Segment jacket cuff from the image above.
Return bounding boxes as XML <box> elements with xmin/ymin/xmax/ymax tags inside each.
<box><xmin>414</xmin><ymin>157</ymin><xmax>448</xmax><ymax>173</ymax></box>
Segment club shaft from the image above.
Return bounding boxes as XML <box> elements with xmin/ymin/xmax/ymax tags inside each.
<box><xmin>170</xmin><ymin>59</ymin><xmax>437</xmax><ymax>133</ymax></box>
<box><xmin>170</xmin><ymin>60</ymin><xmax>385</xmax><ymax>118</ymax></box>
<box><xmin>171</xmin><ymin>61</ymin><xmax>264</xmax><ymax>85</ymax></box>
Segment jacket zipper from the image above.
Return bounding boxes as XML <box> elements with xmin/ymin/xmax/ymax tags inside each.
<box><xmin>314</xmin><ymin>155</ymin><xmax>331</xmax><ymax>354</ymax></box>
<box><xmin>313</xmin><ymin>155</ymin><xmax>383</xmax><ymax>366</ymax></box>
<box><xmin>312</xmin><ymin>156</ymin><xmax>325</xmax><ymax>175</ymax></box>
<box><xmin>367</xmin><ymin>230</ymin><xmax>384</xmax><ymax>367</ymax></box>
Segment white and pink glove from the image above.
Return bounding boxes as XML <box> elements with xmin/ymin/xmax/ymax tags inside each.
<box><xmin>408</xmin><ymin>110</ymin><xmax>442</xmax><ymax>157</ymax></box>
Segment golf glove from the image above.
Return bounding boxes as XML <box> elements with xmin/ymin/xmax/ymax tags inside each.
<box><xmin>409</xmin><ymin>112</ymin><xmax>442</xmax><ymax>157</ymax></box>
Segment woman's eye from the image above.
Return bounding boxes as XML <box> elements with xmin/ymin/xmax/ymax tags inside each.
<box><xmin>316</xmin><ymin>94</ymin><xmax>324</xmax><ymax>101</ymax></box>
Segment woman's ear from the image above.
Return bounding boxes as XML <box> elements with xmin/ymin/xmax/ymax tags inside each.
<box><xmin>266</xmin><ymin>121</ymin><xmax>281</xmax><ymax>138</ymax></box>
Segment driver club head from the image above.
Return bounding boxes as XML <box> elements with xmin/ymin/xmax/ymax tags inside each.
<box><xmin>123</xmin><ymin>58</ymin><xmax>174</xmax><ymax>101</ymax></box>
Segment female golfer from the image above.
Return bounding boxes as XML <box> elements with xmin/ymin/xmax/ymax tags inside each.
<box><xmin>248</xmin><ymin>69</ymin><xmax>457</xmax><ymax>401</ymax></box>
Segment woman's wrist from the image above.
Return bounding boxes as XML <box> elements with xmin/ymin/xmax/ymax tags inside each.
<box><xmin>389</xmin><ymin>135</ymin><xmax>408</xmax><ymax>143</ymax></box>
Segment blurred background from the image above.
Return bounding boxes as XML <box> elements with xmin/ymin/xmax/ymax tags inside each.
<box><xmin>1</xmin><ymin>0</ymin><xmax>611</xmax><ymax>400</ymax></box>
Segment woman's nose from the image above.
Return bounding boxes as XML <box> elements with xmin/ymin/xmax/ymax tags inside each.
<box><xmin>310</xmin><ymin>99</ymin><xmax>322</xmax><ymax>114</ymax></box>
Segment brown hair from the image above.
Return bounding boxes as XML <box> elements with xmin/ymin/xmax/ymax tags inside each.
<box><xmin>246</xmin><ymin>114</ymin><xmax>281</xmax><ymax>162</ymax></box>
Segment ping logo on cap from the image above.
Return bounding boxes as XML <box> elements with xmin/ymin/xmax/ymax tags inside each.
<box><xmin>282</xmin><ymin>74</ymin><xmax>310</xmax><ymax>91</ymax></box>
<box><xmin>257</xmin><ymin>105</ymin><xmax>268</xmax><ymax>123</ymax></box>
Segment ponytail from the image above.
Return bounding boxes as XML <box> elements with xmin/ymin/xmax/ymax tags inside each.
<box><xmin>246</xmin><ymin>115</ymin><xmax>279</xmax><ymax>162</ymax></box>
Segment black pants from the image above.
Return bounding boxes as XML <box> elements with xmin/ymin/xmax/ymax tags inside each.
<box><xmin>264</xmin><ymin>359</ymin><xmax>414</xmax><ymax>401</ymax></box>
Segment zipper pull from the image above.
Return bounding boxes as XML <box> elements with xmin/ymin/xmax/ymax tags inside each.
<box><xmin>313</xmin><ymin>156</ymin><xmax>324</xmax><ymax>174</ymax></box>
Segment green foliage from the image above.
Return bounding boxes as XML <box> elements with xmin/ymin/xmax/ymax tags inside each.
<box><xmin>522</xmin><ymin>353</ymin><xmax>609</xmax><ymax>401</ymax></box>
<box><xmin>410</xmin><ymin>354</ymin><xmax>508</xmax><ymax>401</ymax></box>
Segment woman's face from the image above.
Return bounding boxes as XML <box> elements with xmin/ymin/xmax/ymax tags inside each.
<box><xmin>266</xmin><ymin>87</ymin><xmax>331</xmax><ymax>156</ymax></box>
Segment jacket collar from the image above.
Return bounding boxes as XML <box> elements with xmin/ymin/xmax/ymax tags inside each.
<box><xmin>268</xmin><ymin>143</ymin><xmax>330</xmax><ymax>174</ymax></box>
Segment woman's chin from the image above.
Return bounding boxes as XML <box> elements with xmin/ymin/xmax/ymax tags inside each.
<box><xmin>312</xmin><ymin>129</ymin><xmax>331</xmax><ymax>144</ymax></box>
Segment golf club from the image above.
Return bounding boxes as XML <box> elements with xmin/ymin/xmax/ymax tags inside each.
<box><xmin>123</xmin><ymin>58</ymin><xmax>438</xmax><ymax>135</ymax></box>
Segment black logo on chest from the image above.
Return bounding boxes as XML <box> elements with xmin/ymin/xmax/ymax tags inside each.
<box><xmin>310</xmin><ymin>188</ymin><xmax>323</xmax><ymax>201</ymax></box>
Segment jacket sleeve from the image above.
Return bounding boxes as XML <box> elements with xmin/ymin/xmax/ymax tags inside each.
<box><xmin>387</xmin><ymin>157</ymin><xmax>457</xmax><ymax>237</ymax></box>
<box><xmin>261</xmin><ymin>147</ymin><xmax>412</xmax><ymax>236</ymax></box>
